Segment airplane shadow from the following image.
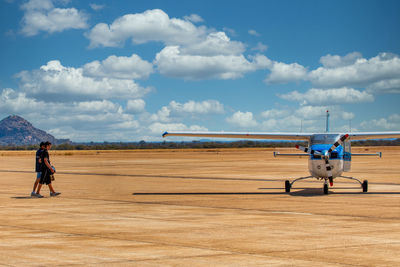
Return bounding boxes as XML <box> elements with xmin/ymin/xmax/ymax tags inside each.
<box><xmin>289</xmin><ymin>188</ymin><xmax>327</xmax><ymax>196</ymax></box>
<box><xmin>285</xmin><ymin>189</ymin><xmax>400</xmax><ymax>197</ymax></box>
<box><xmin>133</xmin><ymin>192</ymin><xmax>285</xmax><ymax>195</ymax></box>
<box><xmin>133</xmin><ymin>188</ymin><xmax>400</xmax><ymax>197</ymax></box>
<box><xmin>329</xmin><ymin>191</ymin><xmax>400</xmax><ymax>195</ymax></box>
<box><xmin>132</xmin><ymin>190</ymin><xmax>332</xmax><ymax>197</ymax></box>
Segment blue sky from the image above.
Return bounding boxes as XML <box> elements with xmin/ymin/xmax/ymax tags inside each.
<box><xmin>0</xmin><ymin>0</ymin><xmax>399</xmax><ymax>142</ymax></box>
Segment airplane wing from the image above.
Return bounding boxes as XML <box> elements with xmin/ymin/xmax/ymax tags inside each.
<box><xmin>347</xmin><ymin>132</ymin><xmax>400</xmax><ymax>140</ymax></box>
<box><xmin>162</xmin><ymin>131</ymin><xmax>312</xmax><ymax>141</ymax></box>
<box><xmin>163</xmin><ymin>131</ymin><xmax>400</xmax><ymax>141</ymax></box>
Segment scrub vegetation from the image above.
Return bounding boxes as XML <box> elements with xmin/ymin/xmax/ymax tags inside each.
<box><xmin>0</xmin><ymin>139</ymin><xmax>399</xmax><ymax>150</ymax></box>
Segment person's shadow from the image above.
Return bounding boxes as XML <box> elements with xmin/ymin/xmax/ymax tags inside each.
<box><xmin>11</xmin><ymin>196</ymin><xmax>40</xmax><ymax>199</ymax></box>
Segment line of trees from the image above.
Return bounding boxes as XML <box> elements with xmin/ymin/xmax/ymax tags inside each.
<box><xmin>0</xmin><ymin>139</ymin><xmax>399</xmax><ymax>150</ymax></box>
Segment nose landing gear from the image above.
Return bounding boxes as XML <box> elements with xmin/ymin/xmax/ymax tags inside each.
<box><xmin>323</xmin><ymin>180</ymin><xmax>329</xmax><ymax>194</ymax></box>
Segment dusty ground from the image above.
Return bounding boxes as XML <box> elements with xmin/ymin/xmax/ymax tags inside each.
<box><xmin>0</xmin><ymin>147</ymin><xmax>399</xmax><ymax>266</ymax></box>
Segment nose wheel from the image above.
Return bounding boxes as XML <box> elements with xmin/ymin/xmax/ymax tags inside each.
<box><xmin>323</xmin><ymin>181</ymin><xmax>329</xmax><ymax>194</ymax></box>
<box><xmin>362</xmin><ymin>180</ymin><xmax>368</xmax><ymax>192</ymax></box>
<box><xmin>285</xmin><ymin>180</ymin><xmax>291</xmax><ymax>193</ymax></box>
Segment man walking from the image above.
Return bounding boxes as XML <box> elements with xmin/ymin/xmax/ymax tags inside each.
<box><xmin>35</xmin><ymin>141</ymin><xmax>61</xmax><ymax>198</ymax></box>
<box><xmin>31</xmin><ymin>142</ymin><xmax>45</xmax><ymax>197</ymax></box>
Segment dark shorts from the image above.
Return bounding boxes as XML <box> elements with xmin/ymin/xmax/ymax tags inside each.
<box><xmin>40</xmin><ymin>169</ymin><xmax>51</xmax><ymax>185</ymax></box>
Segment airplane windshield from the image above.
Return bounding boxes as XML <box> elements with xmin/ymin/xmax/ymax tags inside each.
<box><xmin>310</xmin><ymin>134</ymin><xmax>340</xmax><ymax>144</ymax></box>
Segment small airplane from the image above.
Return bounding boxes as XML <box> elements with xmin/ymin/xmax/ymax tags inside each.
<box><xmin>162</xmin><ymin>111</ymin><xmax>400</xmax><ymax>194</ymax></box>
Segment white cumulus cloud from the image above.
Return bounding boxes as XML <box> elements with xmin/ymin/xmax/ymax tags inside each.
<box><xmin>248</xmin><ymin>29</ymin><xmax>260</xmax><ymax>36</ymax></box>
<box><xmin>83</xmin><ymin>54</ymin><xmax>153</xmax><ymax>80</ymax></box>
<box><xmin>148</xmin><ymin>122</ymin><xmax>207</xmax><ymax>135</ymax></box>
<box><xmin>309</xmin><ymin>52</ymin><xmax>400</xmax><ymax>89</ymax></box>
<box><xmin>155</xmin><ymin>46</ymin><xmax>271</xmax><ymax>80</ymax></box>
<box><xmin>251</xmin><ymin>42</ymin><xmax>268</xmax><ymax>52</ymax></box>
<box><xmin>341</xmin><ymin>111</ymin><xmax>355</xmax><ymax>120</ymax></box>
<box><xmin>20</xmin><ymin>0</ymin><xmax>88</xmax><ymax>36</ymax></box>
<box><xmin>183</xmin><ymin>14</ymin><xmax>204</xmax><ymax>23</ymax></box>
<box><xmin>259</xmin><ymin>106</ymin><xmax>356</xmax><ymax>132</ymax></box>
<box><xmin>319</xmin><ymin>52</ymin><xmax>363</xmax><ymax>68</ymax></box>
<box><xmin>360</xmin><ymin>114</ymin><xmax>400</xmax><ymax>131</ymax></box>
<box><xmin>366</xmin><ymin>78</ymin><xmax>400</xmax><ymax>94</ymax></box>
<box><xmin>295</xmin><ymin>106</ymin><xmax>331</xmax><ymax>120</ymax></box>
<box><xmin>0</xmin><ymin>88</ymin><xmax>42</xmax><ymax>114</ymax></box>
<box><xmin>260</xmin><ymin>109</ymin><xmax>290</xmax><ymax>119</ymax></box>
<box><xmin>86</xmin><ymin>9</ymin><xmax>273</xmax><ymax>81</ymax></box>
<box><xmin>149</xmin><ymin>100</ymin><xmax>224</xmax><ymax>122</ymax></box>
<box><xmin>279</xmin><ymin>87</ymin><xmax>374</xmax><ymax>105</ymax></box>
<box><xmin>16</xmin><ymin>60</ymin><xmax>150</xmax><ymax>101</ymax></box>
<box><xmin>86</xmin><ymin>9</ymin><xmax>207</xmax><ymax>48</ymax></box>
<box><xmin>90</xmin><ymin>3</ymin><xmax>105</xmax><ymax>11</ymax></box>
<box><xmin>126</xmin><ymin>99</ymin><xmax>146</xmax><ymax>114</ymax></box>
<box><xmin>149</xmin><ymin>106</ymin><xmax>172</xmax><ymax>123</ymax></box>
<box><xmin>180</xmin><ymin>32</ymin><xmax>245</xmax><ymax>56</ymax></box>
<box><xmin>265</xmin><ymin>61</ymin><xmax>308</xmax><ymax>84</ymax></box>
<box><xmin>226</xmin><ymin>111</ymin><xmax>257</xmax><ymax>128</ymax></box>
<box><xmin>261</xmin><ymin>115</ymin><xmax>305</xmax><ymax>132</ymax></box>
<box><xmin>262</xmin><ymin>52</ymin><xmax>400</xmax><ymax>96</ymax></box>
<box><xmin>168</xmin><ymin>100</ymin><xmax>224</xmax><ymax>115</ymax></box>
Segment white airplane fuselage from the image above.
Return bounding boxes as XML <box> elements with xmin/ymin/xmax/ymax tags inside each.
<box><xmin>307</xmin><ymin>134</ymin><xmax>351</xmax><ymax>179</ymax></box>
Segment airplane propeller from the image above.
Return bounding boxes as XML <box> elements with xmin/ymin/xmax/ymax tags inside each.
<box><xmin>324</xmin><ymin>134</ymin><xmax>349</xmax><ymax>186</ymax></box>
<box><xmin>328</xmin><ymin>134</ymin><xmax>349</xmax><ymax>154</ymax></box>
<box><xmin>296</xmin><ymin>134</ymin><xmax>350</xmax><ymax>186</ymax></box>
<box><xmin>295</xmin><ymin>145</ymin><xmax>321</xmax><ymax>156</ymax></box>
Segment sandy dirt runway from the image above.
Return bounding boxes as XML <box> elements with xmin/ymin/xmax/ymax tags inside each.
<box><xmin>0</xmin><ymin>147</ymin><xmax>399</xmax><ymax>266</ymax></box>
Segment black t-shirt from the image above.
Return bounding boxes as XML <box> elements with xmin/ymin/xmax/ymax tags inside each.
<box><xmin>35</xmin><ymin>149</ymin><xmax>43</xmax><ymax>172</ymax></box>
<box><xmin>40</xmin><ymin>149</ymin><xmax>51</xmax><ymax>172</ymax></box>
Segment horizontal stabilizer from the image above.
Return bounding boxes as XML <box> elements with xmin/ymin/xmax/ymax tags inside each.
<box><xmin>351</xmin><ymin>152</ymin><xmax>382</xmax><ymax>158</ymax></box>
<box><xmin>273</xmin><ymin>152</ymin><xmax>310</xmax><ymax>157</ymax></box>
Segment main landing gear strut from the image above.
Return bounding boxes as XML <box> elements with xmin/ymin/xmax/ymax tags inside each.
<box><xmin>285</xmin><ymin>176</ymin><xmax>368</xmax><ymax>194</ymax></box>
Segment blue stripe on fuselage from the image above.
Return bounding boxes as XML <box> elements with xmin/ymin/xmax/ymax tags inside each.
<box><xmin>309</xmin><ymin>144</ymin><xmax>344</xmax><ymax>160</ymax></box>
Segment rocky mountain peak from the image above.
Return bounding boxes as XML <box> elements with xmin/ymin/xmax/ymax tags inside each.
<box><xmin>0</xmin><ymin>115</ymin><xmax>68</xmax><ymax>146</ymax></box>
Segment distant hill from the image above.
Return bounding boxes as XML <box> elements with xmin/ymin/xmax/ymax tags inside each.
<box><xmin>0</xmin><ymin>115</ymin><xmax>70</xmax><ymax>146</ymax></box>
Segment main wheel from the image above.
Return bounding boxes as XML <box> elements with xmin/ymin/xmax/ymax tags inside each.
<box><xmin>323</xmin><ymin>183</ymin><xmax>329</xmax><ymax>194</ymax></box>
<box><xmin>285</xmin><ymin>180</ymin><xmax>291</xmax><ymax>193</ymax></box>
<box><xmin>362</xmin><ymin>180</ymin><xmax>368</xmax><ymax>192</ymax></box>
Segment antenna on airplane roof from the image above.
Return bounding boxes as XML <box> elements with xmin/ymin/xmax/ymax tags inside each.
<box><xmin>326</xmin><ymin>110</ymin><xmax>330</xmax><ymax>132</ymax></box>
<box><xmin>349</xmin><ymin>119</ymin><xmax>352</xmax><ymax>133</ymax></box>
<box><xmin>300</xmin><ymin>119</ymin><xmax>303</xmax><ymax>133</ymax></box>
